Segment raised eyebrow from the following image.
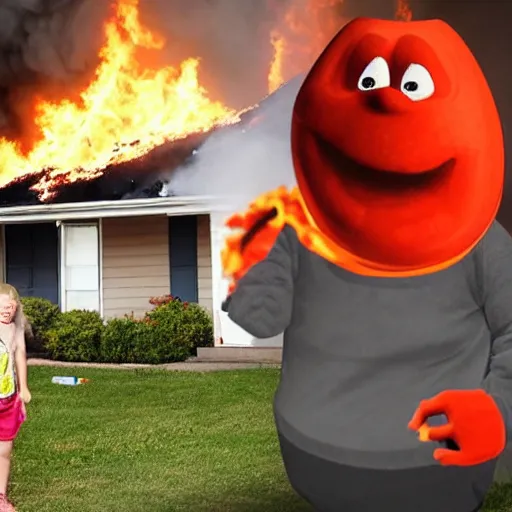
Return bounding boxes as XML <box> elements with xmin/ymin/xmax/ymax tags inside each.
<box><xmin>344</xmin><ymin>34</ymin><xmax>392</xmax><ymax>88</ymax></box>
<box><xmin>390</xmin><ymin>34</ymin><xmax>451</xmax><ymax>93</ymax></box>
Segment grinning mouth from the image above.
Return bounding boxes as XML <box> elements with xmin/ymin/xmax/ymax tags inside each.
<box><xmin>317</xmin><ymin>136</ymin><xmax>455</xmax><ymax>192</ymax></box>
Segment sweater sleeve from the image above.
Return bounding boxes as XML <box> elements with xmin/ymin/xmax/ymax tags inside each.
<box><xmin>480</xmin><ymin>222</ymin><xmax>512</xmax><ymax>433</ymax></box>
<box><xmin>225</xmin><ymin>225</ymin><xmax>298</xmax><ymax>339</ymax></box>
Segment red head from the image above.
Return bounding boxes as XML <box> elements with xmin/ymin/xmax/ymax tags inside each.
<box><xmin>292</xmin><ymin>17</ymin><xmax>504</xmax><ymax>270</ymax></box>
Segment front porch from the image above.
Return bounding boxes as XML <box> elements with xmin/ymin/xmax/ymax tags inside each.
<box><xmin>196</xmin><ymin>346</ymin><xmax>282</xmax><ymax>363</ymax></box>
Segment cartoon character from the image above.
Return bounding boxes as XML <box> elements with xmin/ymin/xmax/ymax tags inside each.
<box><xmin>222</xmin><ymin>17</ymin><xmax>510</xmax><ymax>512</ymax></box>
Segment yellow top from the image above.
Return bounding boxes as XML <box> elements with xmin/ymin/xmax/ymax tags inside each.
<box><xmin>0</xmin><ymin>339</ymin><xmax>16</xmax><ymax>399</ymax></box>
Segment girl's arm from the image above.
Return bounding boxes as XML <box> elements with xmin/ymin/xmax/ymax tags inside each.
<box><xmin>14</xmin><ymin>324</ymin><xmax>30</xmax><ymax>403</ymax></box>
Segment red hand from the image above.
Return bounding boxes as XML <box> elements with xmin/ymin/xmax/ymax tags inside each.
<box><xmin>408</xmin><ymin>389</ymin><xmax>506</xmax><ymax>466</ymax></box>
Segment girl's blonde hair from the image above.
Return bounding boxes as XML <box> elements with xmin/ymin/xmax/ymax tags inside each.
<box><xmin>0</xmin><ymin>284</ymin><xmax>30</xmax><ymax>350</ymax></box>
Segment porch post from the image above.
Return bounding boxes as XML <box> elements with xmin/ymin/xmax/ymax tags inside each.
<box><xmin>208</xmin><ymin>210</ymin><xmax>230</xmax><ymax>346</ymax></box>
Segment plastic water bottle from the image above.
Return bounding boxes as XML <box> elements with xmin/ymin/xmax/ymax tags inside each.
<box><xmin>51</xmin><ymin>376</ymin><xmax>89</xmax><ymax>386</ymax></box>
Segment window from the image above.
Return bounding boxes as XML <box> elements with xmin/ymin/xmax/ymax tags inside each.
<box><xmin>60</xmin><ymin>223</ymin><xmax>100</xmax><ymax>312</ymax></box>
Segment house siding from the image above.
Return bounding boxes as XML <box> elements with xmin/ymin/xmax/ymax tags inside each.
<box><xmin>102</xmin><ymin>215</ymin><xmax>170</xmax><ymax>318</ymax></box>
<box><xmin>102</xmin><ymin>214</ymin><xmax>212</xmax><ymax>318</ymax></box>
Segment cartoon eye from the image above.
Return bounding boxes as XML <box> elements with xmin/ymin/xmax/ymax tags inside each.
<box><xmin>357</xmin><ymin>57</ymin><xmax>390</xmax><ymax>91</ymax></box>
<box><xmin>400</xmin><ymin>64</ymin><xmax>435</xmax><ymax>101</ymax></box>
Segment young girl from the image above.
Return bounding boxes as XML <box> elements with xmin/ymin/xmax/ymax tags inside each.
<box><xmin>0</xmin><ymin>285</ymin><xmax>30</xmax><ymax>512</ymax></box>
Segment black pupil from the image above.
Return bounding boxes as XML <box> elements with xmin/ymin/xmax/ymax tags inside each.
<box><xmin>404</xmin><ymin>81</ymin><xmax>419</xmax><ymax>92</ymax></box>
<box><xmin>361</xmin><ymin>77</ymin><xmax>376</xmax><ymax>89</ymax></box>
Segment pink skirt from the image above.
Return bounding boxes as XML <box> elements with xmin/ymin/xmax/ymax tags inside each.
<box><xmin>0</xmin><ymin>394</ymin><xmax>25</xmax><ymax>441</ymax></box>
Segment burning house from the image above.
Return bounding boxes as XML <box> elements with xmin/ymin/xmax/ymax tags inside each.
<box><xmin>0</xmin><ymin>0</ymin><xmax>338</xmax><ymax>346</ymax></box>
<box><xmin>0</xmin><ymin>83</ymin><xmax>299</xmax><ymax>336</ymax></box>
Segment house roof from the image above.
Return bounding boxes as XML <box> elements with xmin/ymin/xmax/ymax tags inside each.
<box><xmin>0</xmin><ymin>130</ymin><xmax>211</xmax><ymax>207</ymax></box>
<box><xmin>0</xmin><ymin>76</ymin><xmax>303</xmax><ymax>219</ymax></box>
<box><xmin>0</xmin><ymin>195</ymin><xmax>224</xmax><ymax>223</ymax></box>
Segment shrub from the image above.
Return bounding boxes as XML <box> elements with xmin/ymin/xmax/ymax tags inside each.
<box><xmin>100</xmin><ymin>317</ymin><xmax>156</xmax><ymax>364</ymax></box>
<box><xmin>20</xmin><ymin>297</ymin><xmax>61</xmax><ymax>352</ymax></box>
<box><xmin>100</xmin><ymin>295</ymin><xmax>214</xmax><ymax>364</ymax></box>
<box><xmin>45</xmin><ymin>310</ymin><xmax>104</xmax><ymax>362</ymax></box>
<box><xmin>147</xmin><ymin>296</ymin><xmax>213</xmax><ymax>352</ymax></box>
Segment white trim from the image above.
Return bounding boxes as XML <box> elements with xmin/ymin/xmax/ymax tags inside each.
<box><xmin>209</xmin><ymin>212</ymin><xmax>224</xmax><ymax>346</ymax></box>
<box><xmin>58</xmin><ymin>222</ymin><xmax>66</xmax><ymax>311</ymax></box>
<box><xmin>98</xmin><ymin>218</ymin><xmax>104</xmax><ymax>317</ymax></box>
<box><xmin>0</xmin><ymin>196</ymin><xmax>226</xmax><ymax>223</ymax></box>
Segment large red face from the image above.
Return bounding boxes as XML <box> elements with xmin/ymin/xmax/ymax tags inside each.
<box><xmin>292</xmin><ymin>18</ymin><xmax>504</xmax><ymax>269</ymax></box>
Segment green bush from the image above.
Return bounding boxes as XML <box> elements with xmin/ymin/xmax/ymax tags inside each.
<box><xmin>100</xmin><ymin>295</ymin><xmax>214</xmax><ymax>364</ymax></box>
<box><xmin>146</xmin><ymin>297</ymin><xmax>213</xmax><ymax>351</ymax></box>
<box><xmin>20</xmin><ymin>297</ymin><xmax>61</xmax><ymax>352</ymax></box>
<box><xmin>100</xmin><ymin>317</ymin><xmax>154</xmax><ymax>364</ymax></box>
<box><xmin>45</xmin><ymin>310</ymin><xmax>104</xmax><ymax>362</ymax></box>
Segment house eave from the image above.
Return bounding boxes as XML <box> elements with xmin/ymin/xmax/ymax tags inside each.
<box><xmin>0</xmin><ymin>196</ymin><xmax>227</xmax><ymax>223</ymax></box>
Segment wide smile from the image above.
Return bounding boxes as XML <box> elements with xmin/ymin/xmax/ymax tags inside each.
<box><xmin>317</xmin><ymin>136</ymin><xmax>455</xmax><ymax>192</ymax></box>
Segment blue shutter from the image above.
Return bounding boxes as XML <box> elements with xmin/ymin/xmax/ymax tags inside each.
<box><xmin>168</xmin><ymin>215</ymin><xmax>198</xmax><ymax>302</ymax></box>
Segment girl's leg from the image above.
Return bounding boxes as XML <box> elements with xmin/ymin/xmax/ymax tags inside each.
<box><xmin>0</xmin><ymin>441</ymin><xmax>15</xmax><ymax>511</ymax></box>
<box><xmin>0</xmin><ymin>441</ymin><xmax>13</xmax><ymax>494</ymax></box>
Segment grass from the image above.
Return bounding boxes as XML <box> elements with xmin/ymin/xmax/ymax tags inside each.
<box><xmin>7</xmin><ymin>367</ymin><xmax>512</xmax><ymax>511</ymax></box>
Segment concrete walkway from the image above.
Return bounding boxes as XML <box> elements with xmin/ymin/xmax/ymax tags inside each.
<box><xmin>27</xmin><ymin>358</ymin><xmax>280</xmax><ymax>372</ymax></box>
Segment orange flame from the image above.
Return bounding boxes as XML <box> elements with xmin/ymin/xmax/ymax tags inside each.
<box><xmin>0</xmin><ymin>0</ymin><xmax>239</xmax><ymax>200</ymax></box>
<box><xmin>395</xmin><ymin>0</ymin><xmax>413</xmax><ymax>21</ymax></box>
<box><xmin>223</xmin><ymin>187</ymin><xmax>295</xmax><ymax>291</ymax></box>
<box><xmin>222</xmin><ymin>186</ymin><xmax>355</xmax><ymax>292</ymax></box>
<box><xmin>267</xmin><ymin>0</ymin><xmax>344</xmax><ymax>93</ymax></box>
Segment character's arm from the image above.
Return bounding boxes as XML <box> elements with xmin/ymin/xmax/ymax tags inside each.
<box><xmin>14</xmin><ymin>315</ymin><xmax>30</xmax><ymax>403</ymax></box>
<box><xmin>480</xmin><ymin>223</ymin><xmax>512</xmax><ymax>431</ymax></box>
<box><xmin>409</xmin><ymin>223</ymin><xmax>512</xmax><ymax>466</ymax></box>
<box><xmin>225</xmin><ymin>226</ymin><xmax>298</xmax><ymax>339</ymax></box>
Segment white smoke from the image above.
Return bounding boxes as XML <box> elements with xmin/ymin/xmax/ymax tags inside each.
<box><xmin>169</xmin><ymin>75</ymin><xmax>304</xmax><ymax>213</ymax></box>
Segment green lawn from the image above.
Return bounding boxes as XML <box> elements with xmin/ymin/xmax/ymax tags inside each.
<box><xmin>8</xmin><ymin>367</ymin><xmax>512</xmax><ymax>511</ymax></box>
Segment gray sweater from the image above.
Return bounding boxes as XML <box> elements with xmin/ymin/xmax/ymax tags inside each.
<box><xmin>227</xmin><ymin>221</ymin><xmax>512</xmax><ymax>470</ymax></box>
